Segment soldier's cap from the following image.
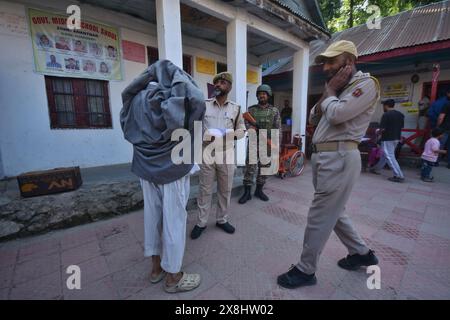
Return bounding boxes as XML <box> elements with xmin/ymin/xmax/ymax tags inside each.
<box><xmin>213</xmin><ymin>72</ymin><xmax>233</xmax><ymax>85</ymax></box>
<box><xmin>315</xmin><ymin>40</ymin><xmax>358</xmax><ymax>64</ymax></box>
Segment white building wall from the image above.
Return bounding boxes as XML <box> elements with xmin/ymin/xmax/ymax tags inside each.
<box><xmin>0</xmin><ymin>0</ymin><xmax>261</xmax><ymax>177</ymax></box>
<box><xmin>308</xmin><ymin>68</ymin><xmax>450</xmax><ymax>128</ymax></box>
<box><xmin>372</xmin><ymin>69</ymin><xmax>450</xmax><ymax>128</ymax></box>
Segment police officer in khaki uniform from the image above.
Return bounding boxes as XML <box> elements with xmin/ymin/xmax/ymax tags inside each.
<box><xmin>238</xmin><ymin>84</ymin><xmax>281</xmax><ymax>203</ymax></box>
<box><xmin>277</xmin><ymin>40</ymin><xmax>380</xmax><ymax>288</ymax></box>
<box><xmin>191</xmin><ymin>72</ymin><xmax>246</xmax><ymax>239</ymax></box>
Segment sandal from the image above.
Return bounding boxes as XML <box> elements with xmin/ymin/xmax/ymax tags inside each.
<box><xmin>150</xmin><ymin>270</ymin><xmax>167</xmax><ymax>284</ymax></box>
<box><xmin>164</xmin><ymin>272</ymin><xmax>201</xmax><ymax>293</ymax></box>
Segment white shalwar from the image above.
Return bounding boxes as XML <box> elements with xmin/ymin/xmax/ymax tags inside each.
<box><xmin>140</xmin><ymin>165</ymin><xmax>198</xmax><ymax>273</ymax></box>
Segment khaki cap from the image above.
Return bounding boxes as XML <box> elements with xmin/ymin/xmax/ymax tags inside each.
<box><xmin>315</xmin><ymin>40</ymin><xmax>358</xmax><ymax>64</ymax></box>
<box><xmin>213</xmin><ymin>72</ymin><xmax>233</xmax><ymax>84</ymax></box>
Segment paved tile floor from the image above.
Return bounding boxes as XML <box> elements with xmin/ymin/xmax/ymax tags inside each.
<box><xmin>1</xmin><ymin>164</ymin><xmax>450</xmax><ymax>300</ymax></box>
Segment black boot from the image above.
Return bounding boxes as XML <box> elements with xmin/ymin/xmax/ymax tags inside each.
<box><xmin>238</xmin><ymin>185</ymin><xmax>252</xmax><ymax>204</ymax></box>
<box><xmin>254</xmin><ymin>184</ymin><xmax>269</xmax><ymax>201</ymax></box>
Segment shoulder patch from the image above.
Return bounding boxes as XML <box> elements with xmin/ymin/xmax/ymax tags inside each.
<box><xmin>352</xmin><ymin>88</ymin><xmax>363</xmax><ymax>97</ymax></box>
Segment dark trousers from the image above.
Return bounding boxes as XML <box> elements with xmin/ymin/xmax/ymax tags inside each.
<box><xmin>443</xmin><ymin>133</ymin><xmax>450</xmax><ymax>165</ymax></box>
<box><xmin>421</xmin><ymin>159</ymin><xmax>437</xmax><ymax>179</ymax></box>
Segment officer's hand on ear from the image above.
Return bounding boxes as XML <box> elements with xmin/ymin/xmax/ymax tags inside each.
<box><xmin>327</xmin><ymin>65</ymin><xmax>352</xmax><ymax>94</ymax></box>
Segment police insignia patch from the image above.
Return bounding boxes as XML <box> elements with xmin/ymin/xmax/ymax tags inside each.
<box><xmin>352</xmin><ymin>88</ymin><xmax>363</xmax><ymax>97</ymax></box>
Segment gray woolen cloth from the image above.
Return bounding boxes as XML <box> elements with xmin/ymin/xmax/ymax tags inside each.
<box><xmin>120</xmin><ymin>60</ymin><xmax>205</xmax><ymax>184</ymax></box>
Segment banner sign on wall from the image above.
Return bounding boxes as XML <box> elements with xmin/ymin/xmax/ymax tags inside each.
<box><xmin>381</xmin><ymin>83</ymin><xmax>411</xmax><ymax>103</ymax></box>
<box><xmin>122</xmin><ymin>40</ymin><xmax>146</xmax><ymax>64</ymax></box>
<box><xmin>247</xmin><ymin>70</ymin><xmax>258</xmax><ymax>84</ymax></box>
<box><xmin>28</xmin><ymin>8</ymin><xmax>122</xmax><ymax>80</ymax></box>
<box><xmin>196</xmin><ymin>57</ymin><xmax>215</xmax><ymax>75</ymax></box>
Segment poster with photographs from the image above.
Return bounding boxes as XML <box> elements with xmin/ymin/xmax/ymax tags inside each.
<box><xmin>28</xmin><ymin>8</ymin><xmax>122</xmax><ymax>80</ymax></box>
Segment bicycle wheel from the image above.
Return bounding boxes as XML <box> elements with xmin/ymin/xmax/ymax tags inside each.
<box><xmin>288</xmin><ymin>151</ymin><xmax>306</xmax><ymax>177</ymax></box>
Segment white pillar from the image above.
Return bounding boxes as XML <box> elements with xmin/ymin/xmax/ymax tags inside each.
<box><xmin>155</xmin><ymin>0</ymin><xmax>183</xmax><ymax>68</ymax></box>
<box><xmin>227</xmin><ymin>18</ymin><xmax>247</xmax><ymax>165</ymax></box>
<box><xmin>292</xmin><ymin>47</ymin><xmax>309</xmax><ymax>153</ymax></box>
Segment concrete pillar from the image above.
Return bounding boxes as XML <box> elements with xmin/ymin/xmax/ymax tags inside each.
<box><xmin>292</xmin><ymin>47</ymin><xmax>309</xmax><ymax>153</ymax></box>
<box><xmin>155</xmin><ymin>0</ymin><xmax>183</xmax><ymax>68</ymax></box>
<box><xmin>227</xmin><ymin>18</ymin><xmax>247</xmax><ymax>165</ymax></box>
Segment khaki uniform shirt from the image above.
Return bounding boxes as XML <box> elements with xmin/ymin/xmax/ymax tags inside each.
<box><xmin>309</xmin><ymin>71</ymin><xmax>380</xmax><ymax>144</ymax></box>
<box><xmin>203</xmin><ymin>98</ymin><xmax>245</xmax><ymax>131</ymax></box>
<box><xmin>203</xmin><ymin>98</ymin><xmax>246</xmax><ymax>153</ymax></box>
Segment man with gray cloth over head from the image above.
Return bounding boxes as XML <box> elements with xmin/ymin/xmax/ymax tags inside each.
<box><xmin>120</xmin><ymin>60</ymin><xmax>205</xmax><ymax>294</ymax></box>
<box><xmin>278</xmin><ymin>40</ymin><xmax>380</xmax><ymax>289</ymax></box>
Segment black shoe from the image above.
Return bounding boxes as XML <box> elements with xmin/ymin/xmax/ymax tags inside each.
<box><xmin>388</xmin><ymin>176</ymin><xmax>404</xmax><ymax>183</ymax></box>
<box><xmin>277</xmin><ymin>265</ymin><xmax>317</xmax><ymax>289</ymax></box>
<box><xmin>337</xmin><ymin>249</ymin><xmax>379</xmax><ymax>271</ymax></box>
<box><xmin>190</xmin><ymin>225</ymin><xmax>206</xmax><ymax>239</ymax></box>
<box><xmin>254</xmin><ymin>184</ymin><xmax>269</xmax><ymax>201</ymax></box>
<box><xmin>369</xmin><ymin>169</ymin><xmax>381</xmax><ymax>175</ymax></box>
<box><xmin>238</xmin><ymin>185</ymin><xmax>252</xmax><ymax>204</ymax></box>
<box><xmin>216</xmin><ymin>222</ymin><xmax>235</xmax><ymax>234</ymax></box>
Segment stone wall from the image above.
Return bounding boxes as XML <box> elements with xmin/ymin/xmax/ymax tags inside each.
<box><xmin>0</xmin><ymin>182</ymin><xmax>143</xmax><ymax>241</ymax></box>
<box><xmin>0</xmin><ymin>166</ymin><xmax>245</xmax><ymax>242</ymax></box>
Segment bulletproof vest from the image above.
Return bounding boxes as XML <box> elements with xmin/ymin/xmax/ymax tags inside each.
<box><xmin>249</xmin><ymin>105</ymin><xmax>277</xmax><ymax>131</ymax></box>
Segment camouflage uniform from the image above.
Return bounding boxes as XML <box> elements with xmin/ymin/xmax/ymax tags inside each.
<box><xmin>243</xmin><ymin>104</ymin><xmax>281</xmax><ymax>186</ymax></box>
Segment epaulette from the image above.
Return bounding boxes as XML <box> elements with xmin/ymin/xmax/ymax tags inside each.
<box><xmin>370</xmin><ymin>76</ymin><xmax>381</xmax><ymax>96</ymax></box>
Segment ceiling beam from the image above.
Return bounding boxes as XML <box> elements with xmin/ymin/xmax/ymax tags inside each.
<box><xmin>181</xmin><ymin>0</ymin><xmax>309</xmax><ymax>50</ymax></box>
<box><xmin>258</xmin><ymin>47</ymin><xmax>295</xmax><ymax>64</ymax></box>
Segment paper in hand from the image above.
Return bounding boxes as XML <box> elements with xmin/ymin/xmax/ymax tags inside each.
<box><xmin>206</xmin><ymin>128</ymin><xmax>233</xmax><ymax>137</ymax></box>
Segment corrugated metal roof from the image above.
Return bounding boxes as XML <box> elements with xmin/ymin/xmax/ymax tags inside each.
<box><xmin>264</xmin><ymin>0</ymin><xmax>450</xmax><ymax>76</ymax></box>
<box><xmin>311</xmin><ymin>0</ymin><xmax>450</xmax><ymax>62</ymax></box>
<box><xmin>269</xmin><ymin>0</ymin><xmax>328</xmax><ymax>33</ymax></box>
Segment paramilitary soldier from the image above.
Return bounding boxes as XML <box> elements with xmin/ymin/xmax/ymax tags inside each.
<box><xmin>277</xmin><ymin>40</ymin><xmax>381</xmax><ymax>289</ymax></box>
<box><xmin>238</xmin><ymin>84</ymin><xmax>281</xmax><ymax>204</ymax></box>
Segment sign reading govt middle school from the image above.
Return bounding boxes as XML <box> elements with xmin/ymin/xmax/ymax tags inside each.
<box><xmin>28</xmin><ymin>8</ymin><xmax>122</xmax><ymax>80</ymax></box>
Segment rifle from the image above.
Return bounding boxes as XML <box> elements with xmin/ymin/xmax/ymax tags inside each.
<box><xmin>243</xmin><ymin>112</ymin><xmax>272</xmax><ymax>148</ymax></box>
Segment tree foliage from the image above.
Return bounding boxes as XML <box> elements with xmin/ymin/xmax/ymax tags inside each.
<box><xmin>319</xmin><ymin>0</ymin><xmax>444</xmax><ymax>33</ymax></box>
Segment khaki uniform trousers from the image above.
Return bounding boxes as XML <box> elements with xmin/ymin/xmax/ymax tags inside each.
<box><xmin>197</xmin><ymin>152</ymin><xmax>235</xmax><ymax>228</ymax></box>
<box><xmin>296</xmin><ymin>149</ymin><xmax>369</xmax><ymax>275</ymax></box>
